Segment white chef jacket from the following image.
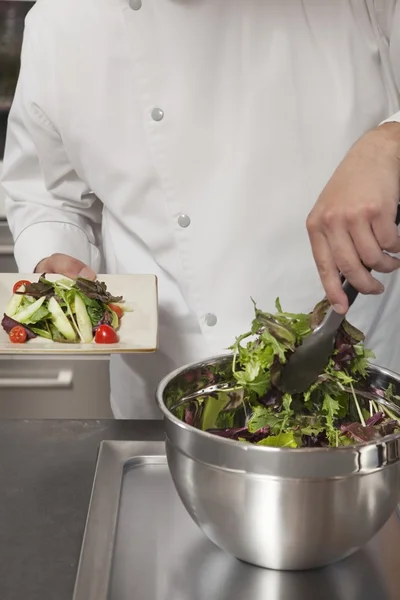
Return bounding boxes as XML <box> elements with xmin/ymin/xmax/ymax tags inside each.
<box><xmin>2</xmin><ymin>0</ymin><xmax>400</xmax><ymax>418</ymax></box>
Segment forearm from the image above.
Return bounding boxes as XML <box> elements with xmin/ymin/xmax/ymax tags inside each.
<box><xmin>12</xmin><ymin>221</ymin><xmax>101</xmax><ymax>273</ymax></box>
<box><xmin>377</xmin><ymin>120</ymin><xmax>400</xmax><ymax>158</ymax></box>
<box><xmin>343</xmin><ymin>121</ymin><xmax>400</xmax><ymax>174</ymax></box>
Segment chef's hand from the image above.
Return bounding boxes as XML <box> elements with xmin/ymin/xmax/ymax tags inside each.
<box><xmin>35</xmin><ymin>253</ymin><xmax>96</xmax><ymax>280</ymax></box>
<box><xmin>307</xmin><ymin>123</ymin><xmax>400</xmax><ymax>314</ymax></box>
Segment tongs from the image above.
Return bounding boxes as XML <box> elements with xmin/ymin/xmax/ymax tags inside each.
<box><xmin>278</xmin><ymin>204</ymin><xmax>400</xmax><ymax>395</ymax></box>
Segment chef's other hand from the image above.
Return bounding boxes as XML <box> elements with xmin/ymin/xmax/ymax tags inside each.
<box><xmin>307</xmin><ymin>123</ymin><xmax>400</xmax><ymax>314</ymax></box>
<box><xmin>35</xmin><ymin>253</ymin><xmax>96</xmax><ymax>280</ymax></box>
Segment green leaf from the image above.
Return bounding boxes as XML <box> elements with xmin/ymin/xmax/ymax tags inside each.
<box><xmin>336</xmin><ymin>392</ymin><xmax>350</xmax><ymax>419</ymax></box>
<box><xmin>259</xmin><ymin>329</ymin><xmax>288</xmax><ymax>363</ymax></box>
<box><xmin>256</xmin><ymin>312</ymin><xmax>296</xmax><ymax>346</ymax></box>
<box><xmin>76</xmin><ymin>292</ymin><xmax>105</xmax><ymax>326</ymax></box>
<box><xmin>247</xmin><ymin>406</ymin><xmax>283</xmax><ymax>434</ymax></box>
<box><xmin>30</xmin><ymin>325</ymin><xmax>52</xmax><ymax>340</ymax></box>
<box><xmin>201</xmin><ymin>394</ymin><xmax>230</xmax><ymax>431</ymax></box>
<box><xmin>87</xmin><ymin>305</ymin><xmax>104</xmax><ymax>326</ymax></box>
<box><xmin>275</xmin><ymin>297</ymin><xmax>283</xmax><ymax>313</ymax></box>
<box><xmin>351</xmin><ymin>346</ymin><xmax>375</xmax><ymax>377</ymax></box>
<box><xmin>322</xmin><ymin>393</ymin><xmax>340</xmax><ymax>430</ymax></box>
<box><xmin>234</xmin><ymin>371</ymin><xmax>270</xmax><ymax>396</ymax></box>
<box><xmin>20</xmin><ymin>296</ymin><xmax>36</xmax><ymax>308</ymax></box>
<box><xmin>242</xmin><ymin>355</ymin><xmax>262</xmax><ymax>381</ymax></box>
<box><xmin>257</xmin><ymin>432</ymin><xmax>298</xmax><ymax>448</ymax></box>
<box><xmin>221</xmin><ymin>297</ymin><xmax>383</xmax><ymax>449</ymax></box>
<box><xmin>282</xmin><ymin>393</ymin><xmax>293</xmax><ymax>415</ymax></box>
<box><xmin>327</xmin><ymin>365</ymin><xmax>354</xmax><ymax>386</ymax></box>
<box><xmin>48</xmin><ymin>323</ymin><xmax>75</xmax><ymax>344</ymax></box>
<box><xmin>301</xmin><ymin>424</ymin><xmax>324</xmax><ymax>437</ymax></box>
<box><xmin>215</xmin><ymin>410</ymin><xmax>236</xmax><ymax>429</ymax></box>
<box><xmin>303</xmin><ymin>379</ymin><xmax>321</xmax><ymax>403</ymax></box>
<box><xmin>22</xmin><ymin>305</ymin><xmax>50</xmax><ymax>325</ymax></box>
<box><xmin>337</xmin><ymin>434</ymin><xmax>354</xmax><ymax>447</ymax></box>
<box><xmin>50</xmin><ymin>277</ymin><xmax>73</xmax><ymax>291</ymax></box>
<box><xmin>231</xmin><ymin>333</ymin><xmax>274</xmax><ymax>397</ymax></box>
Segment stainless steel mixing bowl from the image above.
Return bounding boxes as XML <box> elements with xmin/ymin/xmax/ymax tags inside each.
<box><xmin>156</xmin><ymin>354</ymin><xmax>400</xmax><ymax>571</ymax></box>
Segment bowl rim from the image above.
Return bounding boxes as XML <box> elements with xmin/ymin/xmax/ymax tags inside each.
<box><xmin>156</xmin><ymin>353</ymin><xmax>400</xmax><ymax>457</ymax></box>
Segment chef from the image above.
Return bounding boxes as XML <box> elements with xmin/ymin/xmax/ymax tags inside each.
<box><xmin>2</xmin><ymin>0</ymin><xmax>400</xmax><ymax>418</ymax></box>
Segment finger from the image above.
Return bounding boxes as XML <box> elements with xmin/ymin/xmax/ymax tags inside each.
<box><xmin>77</xmin><ymin>266</ymin><xmax>97</xmax><ymax>280</ymax></box>
<box><xmin>372</xmin><ymin>215</ymin><xmax>400</xmax><ymax>254</ymax></box>
<box><xmin>36</xmin><ymin>253</ymin><xmax>96</xmax><ymax>280</ymax></box>
<box><xmin>308</xmin><ymin>229</ymin><xmax>349</xmax><ymax>313</ymax></box>
<box><xmin>326</xmin><ymin>229</ymin><xmax>384</xmax><ymax>295</ymax></box>
<box><xmin>349</xmin><ymin>221</ymin><xmax>400</xmax><ymax>272</ymax></box>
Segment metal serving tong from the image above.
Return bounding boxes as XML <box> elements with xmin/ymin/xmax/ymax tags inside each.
<box><xmin>278</xmin><ymin>204</ymin><xmax>400</xmax><ymax>395</ymax></box>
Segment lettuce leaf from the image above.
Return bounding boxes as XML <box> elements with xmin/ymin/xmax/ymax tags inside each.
<box><xmin>1</xmin><ymin>314</ymin><xmax>36</xmax><ymax>339</ymax></box>
<box><xmin>74</xmin><ymin>278</ymin><xmax>123</xmax><ymax>303</ymax></box>
<box><xmin>257</xmin><ymin>432</ymin><xmax>298</xmax><ymax>448</ymax></box>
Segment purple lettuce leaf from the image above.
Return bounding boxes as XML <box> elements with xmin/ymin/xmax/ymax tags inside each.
<box><xmin>184</xmin><ymin>406</ymin><xmax>196</xmax><ymax>427</ymax></box>
<box><xmin>15</xmin><ymin>275</ymin><xmax>55</xmax><ymax>299</ymax></box>
<box><xmin>74</xmin><ymin>277</ymin><xmax>123</xmax><ymax>303</ymax></box>
<box><xmin>94</xmin><ymin>310</ymin><xmax>114</xmax><ymax>330</ymax></box>
<box><xmin>310</xmin><ymin>299</ymin><xmax>329</xmax><ymax>330</ymax></box>
<box><xmin>206</xmin><ymin>425</ymin><xmax>270</xmax><ymax>443</ymax></box>
<box><xmin>366</xmin><ymin>412</ymin><xmax>384</xmax><ymax>427</ymax></box>
<box><xmin>1</xmin><ymin>314</ymin><xmax>36</xmax><ymax>339</ymax></box>
<box><xmin>341</xmin><ymin>320</ymin><xmax>365</xmax><ymax>344</ymax></box>
<box><xmin>333</xmin><ymin>329</ymin><xmax>357</xmax><ymax>368</ymax></box>
<box><xmin>340</xmin><ymin>422</ymin><xmax>379</xmax><ymax>443</ymax></box>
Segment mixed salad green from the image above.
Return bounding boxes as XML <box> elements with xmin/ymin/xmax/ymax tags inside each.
<box><xmin>2</xmin><ymin>275</ymin><xmax>128</xmax><ymax>345</ymax></box>
<box><xmin>168</xmin><ymin>299</ymin><xmax>400</xmax><ymax>448</ymax></box>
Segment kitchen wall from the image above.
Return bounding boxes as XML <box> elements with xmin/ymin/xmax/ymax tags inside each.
<box><xmin>0</xmin><ymin>0</ymin><xmax>113</xmax><ymax>418</ymax></box>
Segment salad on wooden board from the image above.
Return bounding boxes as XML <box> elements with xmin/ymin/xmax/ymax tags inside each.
<box><xmin>2</xmin><ymin>275</ymin><xmax>129</xmax><ymax>345</ymax></box>
<box><xmin>168</xmin><ymin>298</ymin><xmax>400</xmax><ymax>448</ymax></box>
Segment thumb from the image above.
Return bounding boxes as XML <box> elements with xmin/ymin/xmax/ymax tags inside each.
<box><xmin>77</xmin><ymin>266</ymin><xmax>97</xmax><ymax>280</ymax></box>
<box><xmin>35</xmin><ymin>253</ymin><xmax>96</xmax><ymax>281</ymax></box>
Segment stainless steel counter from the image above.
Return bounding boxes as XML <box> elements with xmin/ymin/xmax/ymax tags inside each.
<box><xmin>1</xmin><ymin>419</ymin><xmax>400</xmax><ymax>600</ymax></box>
<box><xmin>0</xmin><ymin>419</ymin><xmax>164</xmax><ymax>600</ymax></box>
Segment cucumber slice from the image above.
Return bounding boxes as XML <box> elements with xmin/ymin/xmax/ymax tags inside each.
<box><xmin>48</xmin><ymin>296</ymin><xmax>77</xmax><ymax>341</ymax></box>
<box><xmin>5</xmin><ymin>293</ymin><xmax>24</xmax><ymax>317</ymax></box>
<box><xmin>13</xmin><ymin>296</ymin><xmax>46</xmax><ymax>324</ymax></box>
<box><xmin>74</xmin><ymin>294</ymin><xmax>93</xmax><ymax>343</ymax></box>
<box><xmin>109</xmin><ymin>309</ymin><xmax>119</xmax><ymax>330</ymax></box>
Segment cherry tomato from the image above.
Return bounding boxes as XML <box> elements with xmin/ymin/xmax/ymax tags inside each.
<box><xmin>13</xmin><ymin>279</ymin><xmax>31</xmax><ymax>294</ymax></box>
<box><xmin>94</xmin><ymin>324</ymin><xmax>119</xmax><ymax>344</ymax></box>
<box><xmin>9</xmin><ymin>326</ymin><xmax>27</xmax><ymax>344</ymax></box>
<box><xmin>108</xmin><ymin>304</ymin><xmax>123</xmax><ymax>319</ymax></box>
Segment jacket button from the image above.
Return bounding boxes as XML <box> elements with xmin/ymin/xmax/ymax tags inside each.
<box><xmin>151</xmin><ymin>108</ymin><xmax>164</xmax><ymax>121</ymax></box>
<box><xmin>129</xmin><ymin>0</ymin><xmax>142</xmax><ymax>9</ymax></box>
<box><xmin>205</xmin><ymin>313</ymin><xmax>217</xmax><ymax>327</ymax></box>
<box><xmin>178</xmin><ymin>214</ymin><xmax>191</xmax><ymax>228</ymax></box>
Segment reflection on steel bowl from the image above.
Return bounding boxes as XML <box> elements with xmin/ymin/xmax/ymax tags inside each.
<box><xmin>156</xmin><ymin>354</ymin><xmax>400</xmax><ymax>571</ymax></box>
